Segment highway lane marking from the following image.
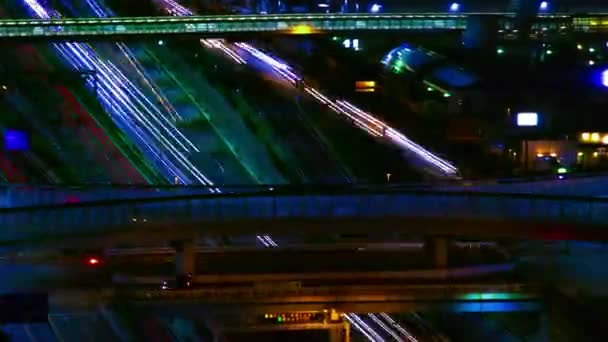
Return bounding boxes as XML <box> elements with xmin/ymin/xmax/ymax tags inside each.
<box><xmin>47</xmin><ymin>315</ymin><xmax>66</xmax><ymax>342</ymax></box>
<box><xmin>23</xmin><ymin>324</ymin><xmax>37</xmax><ymax>342</ymax></box>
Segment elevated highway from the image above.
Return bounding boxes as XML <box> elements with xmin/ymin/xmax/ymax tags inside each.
<box><xmin>122</xmin><ymin>282</ymin><xmax>539</xmax><ymax>313</ymax></box>
<box><xmin>1</xmin><ymin>188</ymin><xmax>608</xmax><ymax>246</ymax></box>
<box><xmin>0</xmin><ymin>12</ymin><xmax>583</xmax><ymax>40</ymax></box>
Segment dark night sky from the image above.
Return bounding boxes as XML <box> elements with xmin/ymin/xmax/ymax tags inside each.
<box><xmin>382</xmin><ymin>0</ymin><xmax>608</xmax><ymax>12</ymax></box>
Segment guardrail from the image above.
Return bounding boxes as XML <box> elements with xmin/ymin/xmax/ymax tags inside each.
<box><xmin>2</xmin><ymin>171</ymin><xmax>608</xmax><ymax>208</ymax></box>
<box><xmin>0</xmin><ymin>13</ymin><xmax>472</xmax><ymax>39</ymax></box>
<box><xmin>0</xmin><ymin>189</ymin><xmax>607</xmax><ymax>242</ymax></box>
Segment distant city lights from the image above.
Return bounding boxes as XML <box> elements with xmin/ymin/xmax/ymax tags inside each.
<box><xmin>546</xmin><ymin>49</ymin><xmax>552</xmax><ymax>55</ymax></box>
<box><xmin>577</xmin><ymin>44</ymin><xmax>584</xmax><ymax>50</ymax></box>
<box><xmin>516</xmin><ymin>112</ymin><xmax>539</xmax><ymax>127</ymax></box>
<box><xmin>497</xmin><ymin>47</ymin><xmax>505</xmax><ymax>55</ymax></box>
<box><xmin>449</xmin><ymin>2</ymin><xmax>460</xmax><ymax>12</ymax></box>
<box><xmin>589</xmin><ymin>60</ymin><xmax>596</xmax><ymax>66</ymax></box>
<box><xmin>370</xmin><ymin>3</ymin><xmax>382</xmax><ymax>13</ymax></box>
<box><xmin>589</xmin><ymin>47</ymin><xmax>596</xmax><ymax>53</ymax></box>
<box><xmin>539</xmin><ymin>1</ymin><xmax>549</xmax><ymax>11</ymax></box>
<box><xmin>581</xmin><ymin>132</ymin><xmax>608</xmax><ymax>144</ymax></box>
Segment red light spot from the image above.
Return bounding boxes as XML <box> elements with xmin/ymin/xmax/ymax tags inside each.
<box><xmin>64</xmin><ymin>195</ymin><xmax>80</xmax><ymax>204</ymax></box>
<box><xmin>88</xmin><ymin>258</ymin><xmax>100</xmax><ymax>265</ymax></box>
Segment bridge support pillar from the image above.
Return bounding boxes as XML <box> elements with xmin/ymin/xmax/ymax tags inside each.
<box><xmin>328</xmin><ymin>325</ymin><xmax>348</xmax><ymax>342</ymax></box>
<box><xmin>343</xmin><ymin>320</ymin><xmax>351</xmax><ymax>342</ymax></box>
<box><xmin>173</xmin><ymin>240</ymin><xmax>196</xmax><ymax>277</ymax></box>
<box><xmin>428</xmin><ymin>237</ymin><xmax>448</xmax><ymax>269</ymax></box>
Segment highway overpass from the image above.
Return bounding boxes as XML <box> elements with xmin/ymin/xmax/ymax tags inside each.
<box><xmin>121</xmin><ymin>282</ymin><xmax>539</xmax><ymax>313</ymax></box>
<box><xmin>0</xmin><ymin>12</ymin><xmax>580</xmax><ymax>40</ymax></box>
<box><xmin>2</xmin><ymin>188</ymin><xmax>608</xmax><ymax>246</ymax></box>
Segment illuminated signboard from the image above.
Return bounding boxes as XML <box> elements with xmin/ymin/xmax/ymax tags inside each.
<box><xmin>516</xmin><ymin>112</ymin><xmax>538</xmax><ymax>127</ymax></box>
<box><xmin>355</xmin><ymin>80</ymin><xmax>376</xmax><ymax>92</ymax></box>
<box><xmin>4</xmin><ymin>129</ymin><xmax>29</xmax><ymax>151</ymax></box>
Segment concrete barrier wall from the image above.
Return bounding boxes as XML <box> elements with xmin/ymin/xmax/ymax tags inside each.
<box><xmin>1</xmin><ymin>191</ymin><xmax>607</xmax><ymax>242</ymax></box>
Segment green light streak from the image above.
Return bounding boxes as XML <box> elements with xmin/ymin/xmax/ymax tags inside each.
<box><xmin>144</xmin><ymin>48</ymin><xmax>266</xmax><ymax>184</ymax></box>
<box><xmin>69</xmin><ymin>87</ymin><xmax>162</xmax><ymax>184</ymax></box>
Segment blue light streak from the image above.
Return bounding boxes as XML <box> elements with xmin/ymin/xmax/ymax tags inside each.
<box><xmin>22</xmin><ymin>0</ymin><xmax>218</xmax><ymax>189</ymax></box>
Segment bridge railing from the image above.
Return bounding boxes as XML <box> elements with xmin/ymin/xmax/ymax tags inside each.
<box><xmin>0</xmin><ymin>190</ymin><xmax>607</xmax><ymax>242</ymax></box>
<box><xmin>0</xmin><ymin>182</ymin><xmax>463</xmax><ymax>208</ymax></box>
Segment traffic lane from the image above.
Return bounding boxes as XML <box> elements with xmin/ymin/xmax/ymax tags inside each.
<box><xmin>109</xmin><ymin>248</ymin><xmax>509</xmax><ymax>276</ymax></box>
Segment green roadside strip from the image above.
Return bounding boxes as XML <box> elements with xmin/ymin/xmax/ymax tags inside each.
<box><xmin>230</xmin><ymin>87</ymin><xmax>306</xmax><ymax>183</ymax></box>
<box><xmin>144</xmin><ymin>47</ymin><xmax>274</xmax><ymax>184</ymax></box>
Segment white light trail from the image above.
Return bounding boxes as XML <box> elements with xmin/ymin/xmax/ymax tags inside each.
<box><xmin>25</xmin><ymin>0</ymin><xmax>220</xmax><ymax>190</ymax></box>
<box><xmin>346</xmin><ymin>313</ymin><xmax>386</xmax><ymax>342</ymax></box>
<box><xmin>380</xmin><ymin>313</ymin><xmax>419</xmax><ymax>342</ymax></box>
<box><xmin>345</xmin><ymin>314</ymin><xmax>384</xmax><ymax>342</ymax></box>
<box><xmin>368</xmin><ymin>313</ymin><xmax>402</xmax><ymax>341</ymax></box>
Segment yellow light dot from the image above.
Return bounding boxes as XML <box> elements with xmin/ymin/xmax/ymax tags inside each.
<box><xmin>592</xmin><ymin>133</ymin><xmax>600</xmax><ymax>142</ymax></box>
<box><xmin>594</xmin><ymin>152</ymin><xmax>599</xmax><ymax>157</ymax></box>
<box><xmin>290</xmin><ymin>25</ymin><xmax>314</xmax><ymax>35</ymax></box>
<box><xmin>582</xmin><ymin>132</ymin><xmax>590</xmax><ymax>141</ymax></box>
<box><xmin>537</xmin><ymin>153</ymin><xmax>544</xmax><ymax>158</ymax></box>
<box><xmin>550</xmin><ymin>153</ymin><xmax>557</xmax><ymax>157</ymax></box>
<box><xmin>602</xmin><ymin>136</ymin><xmax>608</xmax><ymax>144</ymax></box>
